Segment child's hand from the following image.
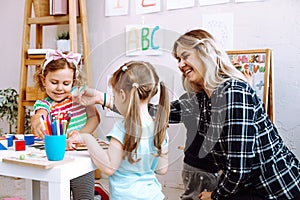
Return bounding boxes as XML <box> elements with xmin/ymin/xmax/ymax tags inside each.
<box><xmin>241</xmin><ymin>68</ymin><xmax>253</xmax><ymax>87</ymax></box>
<box><xmin>72</xmin><ymin>87</ymin><xmax>101</xmax><ymax>106</ymax></box>
<box><xmin>198</xmin><ymin>191</ymin><xmax>212</xmax><ymax>200</ymax></box>
<box><xmin>71</xmin><ymin>85</ymin><xmax>86</xmax><ymax>104</ymax></box>
<box><xmin>30</xmin><ymin>114</ymin><xmax>45</xmax><ymax>139</ymax></box>
<box><xmin>71</xmin><ymin>85</ymin><xmax>87</xmax><ymax>97</ymax></box>
<box><xmin>66</xmin><ymin>130</ymin><xmax>83</xmax><ymax>150</ymax></box>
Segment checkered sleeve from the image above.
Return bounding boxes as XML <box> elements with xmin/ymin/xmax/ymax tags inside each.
<box><xmin>149</xmin><ymin>95</ymin><xmax>198</xmax><ymax>124</ymax></box>
<box><xmin>168</xmin><ymin>99</ymin><xmax>182</xmax><ymax>123</ymax></box>
<box><xmin>212</xmin><ymin>83</ymin><xmax>257</xmax><ymax>199</ymax></box>
<box><xmin>169</xmin><ymin>94</ymin><xmax>200</xmax><ymax>124</ymax></box>
<box><xmin>149</xmin><ymin>100</ymin><xmax>183</xmax><ymax>123</ymax></box>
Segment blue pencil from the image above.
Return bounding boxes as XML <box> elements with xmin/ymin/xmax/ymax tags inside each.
<box><xmin>51</xmin><ymin>118</ymin><xmax>57</xmax><ymax>135</ymax></box>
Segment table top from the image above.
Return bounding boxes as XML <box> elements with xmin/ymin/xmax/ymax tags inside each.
<box><xmin>2</xmin><ymin>153</ymin><xmax>75</xmax><ymax>169</ymax></box>
<box><xmin>0</xmin><ymin>147</ymin><xmax>96</xmax><ymax>182</ymax></box>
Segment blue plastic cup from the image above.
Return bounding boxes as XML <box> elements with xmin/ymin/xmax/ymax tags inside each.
<box><xmin>44</xmin><ymin>135</ymin><xmax>66</xmax><ymax>161</ymax></box>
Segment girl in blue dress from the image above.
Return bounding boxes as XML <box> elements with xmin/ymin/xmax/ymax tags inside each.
<box><xmin>71</xmin><ymin>61</ymin><xmax>170</xmax><ymax>200</ymax></box>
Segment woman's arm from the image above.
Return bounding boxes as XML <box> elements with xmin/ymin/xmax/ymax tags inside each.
<box><xmin>149</xmin><ymin>93</ymin><xmax>199</xmax><ymax>124</ymax></box>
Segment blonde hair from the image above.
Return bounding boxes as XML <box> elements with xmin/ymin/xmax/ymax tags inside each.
<box><xmin>173</xmin><ymin>29</ymin><xmax>247</xmax><ymax>94</ymax></box>
<box><xmin>110</xmin><ymin>61</ymin><xmax>170</xmax><ymax>163</ymax></box>
<box><xmin>33</xmin><ymin>57</ymin><xmax>85</xmax><ymax>92</ymax></box>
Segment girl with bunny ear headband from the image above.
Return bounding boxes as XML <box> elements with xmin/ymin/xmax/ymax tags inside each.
<box><xmin>31</xmin><ymin>49</ymin><xmax>100</xmax><ymax>200</ymax></box>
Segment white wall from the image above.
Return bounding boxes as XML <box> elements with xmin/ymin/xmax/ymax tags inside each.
<box><xmin>1</xmin><ymin>0</ymin><xmax>300</xmax><ymax>188</ymax></box>
<box><xmin>86</xmin><ymin>0</ymin><xmax>300</xmax><ymax>159</ymax></box>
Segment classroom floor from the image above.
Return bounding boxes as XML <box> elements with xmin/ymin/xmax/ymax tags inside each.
<box><xmin>0</xmin><ymin>175</ymin><xmax>184</xmax><ymax>200</ymax></box>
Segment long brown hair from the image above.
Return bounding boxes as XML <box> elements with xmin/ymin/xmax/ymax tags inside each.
<box><xmin>110</xmin><ymin>61</ymin><xmax>170</xmax><ymax>163</ymax></box>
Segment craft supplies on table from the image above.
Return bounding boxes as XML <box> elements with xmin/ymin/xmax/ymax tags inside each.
<box><xmin>40</xmin><ymin>110</ymin><xmax>72</xmax><ymax>136</ymax></box>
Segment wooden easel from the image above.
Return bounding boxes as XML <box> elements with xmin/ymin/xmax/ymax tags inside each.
<box><xmin>17</xmin><ymin>0</ymin><xmax>93</xmax><ymax>134</ymax></box>
<box><xmin>227</xmin><ymin>49</ymin><xmax>275</xmax><ymax>122</ymax></box>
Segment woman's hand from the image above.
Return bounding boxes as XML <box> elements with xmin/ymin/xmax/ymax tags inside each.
<box><xmin>198</xmin><ymin>191</ymin><xmax>212</xmax><ymax>200</ymax></box>
<box><xmin>66</xmin><ymin>130</ymin><xmax>83</xmax><ymax>150</ymax></box>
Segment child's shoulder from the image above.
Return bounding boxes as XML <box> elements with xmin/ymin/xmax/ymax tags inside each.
<box><xmin>107</xmin><ymin>119</ymin><xmax>125</xmax><ymax>144</ymax></box>
<box><xmin>33</xmin><ymin>97</ymin><xmax>53</xmax><ymax>111</ymax></box>
<box><xmin>113</xmin><ymin>119</ymin><xmax>125</xmax><ymax>129</ymax></box>
<box><xmin>109</xmin><ymin>120</ymin><xmax>126</xmax><ymax>136</ymax></box>
<box><xmin>34</xmin><ymin>97</ymin><xmax>52</xmax><ymax>106</ymax></box>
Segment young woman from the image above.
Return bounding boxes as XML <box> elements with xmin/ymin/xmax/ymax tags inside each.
<box><xmin>172</xmin><ymin>29</ymin><xmax>300</xmax><ymax>200</ymax></box>
<box><xmin>30</xmin><ymin>49</ymin><xmax>100</xmax><ymax>200</ymax></box>
<box><xmin>70</xmin><ymin>61</ymin><xmax>170</xmax><ymax>200</ymax></box>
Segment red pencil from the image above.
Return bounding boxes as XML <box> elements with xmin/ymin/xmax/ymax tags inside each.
<box><xmin>47</xmin><ymin>114</ymin><xmax>53</xmax><ymax>135</ymax></box>
<box><xmin>65</xmin><ymin>112</ymin><xmax>72</xmax><ymax>135</ymax></box>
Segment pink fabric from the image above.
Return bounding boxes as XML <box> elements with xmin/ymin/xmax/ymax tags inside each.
<box><xmin>43</xmin><ymin>49</ymin><xmax>81</xmax><ymax>73</ymax></box>
<box><xmin>49</xmin><ymin>49</ymin><xmax>81</xmax><ymax>64</ymax></box>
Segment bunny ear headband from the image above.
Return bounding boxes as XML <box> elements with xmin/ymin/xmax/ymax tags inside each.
<box><xmin>43</xmin><ymin>49</ymin><xmax>81</xmax><ymax>74</ymax></box>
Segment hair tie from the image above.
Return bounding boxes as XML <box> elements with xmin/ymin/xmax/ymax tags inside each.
<box><xmin>132</xmin><ymin>83</ymin><xmax>139</xmax><ymax>88</ymax></box>
<box><xmin>122</xmin><ymin>66</ymin><xmax>128</xmax><ymax>72</ymax></box>
<box><xmin>43</xmin><ymin>49</ymin><xmax>81</xmax><ymax>74</ymax></box>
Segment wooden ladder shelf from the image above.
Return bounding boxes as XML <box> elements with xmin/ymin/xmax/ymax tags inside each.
<box><xmin>17</xmin><ymin>0</ymin><xmax>92</xmax><ymax>134</ymax></box>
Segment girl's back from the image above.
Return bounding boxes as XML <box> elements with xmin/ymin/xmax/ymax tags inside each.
<box><xmin>108</xmin><ymin>120</ymin><xmax>168</xmax><ymax>200</ymax></box>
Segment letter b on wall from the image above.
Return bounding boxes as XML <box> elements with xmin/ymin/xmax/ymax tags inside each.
<box><xmin>126</xmin><ymin>25</ymin><xmax>162</xmax><ymax>56</ymax></box>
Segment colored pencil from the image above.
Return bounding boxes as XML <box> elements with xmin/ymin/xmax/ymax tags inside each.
<box><xmin>39</xmin><ymin>116</ymin><xmax>47</xmax><ymax>135</ymax></box>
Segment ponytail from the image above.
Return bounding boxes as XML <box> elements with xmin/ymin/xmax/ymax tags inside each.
<box><xmin>123</xmin><ymin>86</ymin><xmax>142</xmax><ymax>163</ymax></box>
<box><xmin>153</xmin><ymin>82</ymin><xmax>170</xmax><ymax>156</ymax></box>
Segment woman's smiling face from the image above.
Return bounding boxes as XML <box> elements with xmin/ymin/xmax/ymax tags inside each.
<box><xmin>175</xmin><ymin>46</ymin><xmax>206</xmax><ymax>88</ymax></box>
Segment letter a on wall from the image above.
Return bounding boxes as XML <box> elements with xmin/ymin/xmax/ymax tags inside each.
<box><xmin>126</xmin><ymin>25</ymin><xmax>163</xmax><ymax>56</ymax></box>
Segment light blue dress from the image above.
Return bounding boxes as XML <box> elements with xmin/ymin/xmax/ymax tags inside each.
<box><xmin>107</xmin><ymin>120</ymin><xmax>169</xmax><ymax>200</ymax></box>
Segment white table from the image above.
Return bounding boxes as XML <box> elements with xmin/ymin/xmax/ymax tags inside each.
<box><xmin>0</xmin><ymin>147</ymin><xmax>96</xmax><ymax>200</ymax></box>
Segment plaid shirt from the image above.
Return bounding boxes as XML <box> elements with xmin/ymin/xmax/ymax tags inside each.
<box><xmin>152</xmin><ymin>78</ymin><xmax>300</xmax><ymax>199</ymax></box>
<box><xmin>200</xmin><ymin>79</ymin><xmax>300</xmax><ymax>199</ymax></box>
